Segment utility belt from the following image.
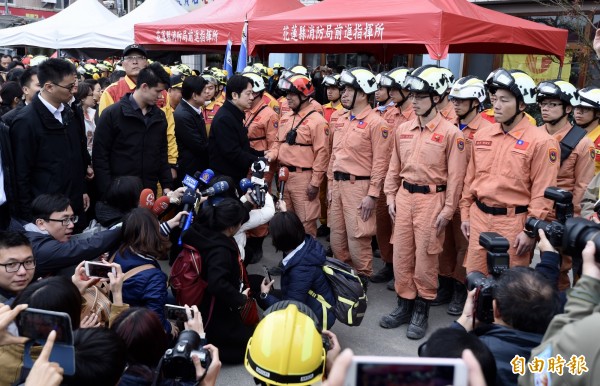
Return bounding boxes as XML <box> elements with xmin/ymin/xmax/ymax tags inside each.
<box><xmin>283</xmin><ymin>165</ymin><xmax>312</xmax><ymax>173</ymax></box>
<box><xmin>475</xmin><ymin>197</ymin><xmax>528</xmax><ymax>216</ymax></box>
<box><xmin>402</xmin><ymin>181</ymin><xmax>446</xmax><ymax>194</ymax></box>
<box><xmin>333</xmin><ymin>172</ymin><xmax>370</xmax><ymax>181</ymax></box>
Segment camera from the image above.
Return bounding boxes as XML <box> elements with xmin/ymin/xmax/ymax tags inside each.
<box><xmin>250</xmin><ymin>157</ymin><xmax>269</xmax><ymax>208</ymax></box>
<box><xmin>525</xmin><ymin>187</ymin><xmax>600</xmax><ymax>261</ymax></box>
<box><xmin>465</xmin><ymin>232</ymin><xmax>510</xmax><ymax>324</ymax></box>
<box><xmin>162</xmin><ymin>330</ymin><xmax>211</xmax><ymax>381</ymax></box>
<box><xmin>285</xmin><ymin>128</ymin><xmax>298</xmax><ymax>146</ymax></box>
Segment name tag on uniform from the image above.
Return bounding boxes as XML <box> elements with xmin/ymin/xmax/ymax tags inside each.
<box><xmin>399</xmin><ymin>134</ymin><xmax>413</xmax><ymax>140</ymax></box>
<box><xmin>476</xmin><ymin>140</ymin><xmax>492</xmax><ymax>146</ymax></box>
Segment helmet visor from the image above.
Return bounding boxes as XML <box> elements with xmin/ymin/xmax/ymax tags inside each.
<box><xmin>322</xmin><ymin>75</ymin><xmax>337</xmax><ymax>87</ymax></box>
<box><xmin>339</xmin><ymin>70</ymin><xmax>357</xmax><ymax>87</ymax></box>
<box><xmin>537</xmin><ymin>81</ymin><xmax>560</xmax><ymax>98</ymax></box>
<box><xmin>278</xmin><ymin>78</ymin><xmax>293</xmax><ymax>92</ymax></box>
<box><xmin>379</xmin><ymin>75</ymin><xmax>394</xmax><ymax>88</ymax></box>
<box><xmin>404</xmin><ymin>75</ymin><xmax>429</xmax><ymax>93</ymax></box>
<box><xmin>491</xmin><ymin>69</ymin><xmax>515</xmax><ymax>90</ymax></box>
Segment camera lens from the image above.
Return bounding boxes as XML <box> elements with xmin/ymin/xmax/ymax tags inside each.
<box><xmin>466</xmin><ymin>271</ymin><xmax>487</xmax><ymax>291</ymax></box>
<box><xmin>564</xmin><ymin>218</ymin><xmax>600</xmax><ymax>262</ymax></box>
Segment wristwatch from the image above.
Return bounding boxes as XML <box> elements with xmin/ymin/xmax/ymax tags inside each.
<box><xmin>260</xmin><ymin>292</ymin><xmax>268</xmax><ymax>300</ymax></box>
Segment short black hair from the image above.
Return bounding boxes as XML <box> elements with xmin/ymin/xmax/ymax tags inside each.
<box><xmin>269</xmin><ymin>211</ymin><xmax>305</xmax><ymax>252</ymax></box>
<box><xmin>63</xmin><ymin>328</ymin><xmax>127</xmax><ymax>386</ymax></box>
<box><xmin>0</xmin><ymin>231</ymin><xmax>31</xmax><ymax>250</ymax></box>
<box><xmin>420</xmin><ymin>327</ymin><xmax>497</xmax><ymax>386</ymax></box>
<box><xmin>136</xmin><ymin>62</ymin><xmax>170</xmax><ymax>90</ymax></box>
<box><xmin>31</xmin><ymin>194</ymin><xmax>71</xmax><ymax>221</ymax></box>
<box><xmin>7</xmin><ymin>61</ymin><xmax>24</xmax><ymax>71</ymax></box>
<box><xmin>226</xmin><ymin>74</ymin><xmax>251</xmax><ymax>100</ymax></box>
<box><xmin>182</xmin><ymin>75</ymin><xmax>207</xmax><ymax>100</ymax></box>
<box><xmin>104</xmin><ymin>176</ymin><xmax>143</xmax><ymax>213</ymax></box>
<box><xmin>6</xmin><ymin>67</ymin><xmax>24</xmax><ymax>82</ymax></box>
<box><xmin>109</xmin><ymin>70</ymin><xmax>125</xmax><ymax>84</ymax></box>
<box><xmin>197</xmin><ymin>197</ymin><xmax>249</xmax><ymax>232</ymax></box>
<box><xmin>19</xmin><ymin>66</ymin><xmax>38</xmax><ymax>88</ymax></box>
<box><xmin>98</xmin><ymin>77</ymin><xmax>111</xmax><ymax>90</ymax></box>
<box><xmin>75</xmin><ymin>81</ymin><xmax>92</xmax><ymax>102</ymax></box>
<box><xmin>37</xmin><ymin>58</ymin><xmax>76</xmax><ymax>86</ymax></box>
<box><xmin>83</xmin><ymin>78</ymin><xmax>98</xmax><ymax>88</ymax></box>
<box><xmin>494</xmin><ymin>267</ymin><xmax>559</xmax><ymax>334</ymax></box>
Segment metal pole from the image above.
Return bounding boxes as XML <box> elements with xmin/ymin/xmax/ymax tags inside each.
<box><xmin>4</xmin><ymin>0</ymin><xmax>10</xmax><ymax>15</ymax></box>
<box><xmin>558</xmin><ymin>64</ymin><xmax>563</xmax><ymax>79</ymax></box>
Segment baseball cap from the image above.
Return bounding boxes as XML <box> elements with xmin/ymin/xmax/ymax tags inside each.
<box><xmin>170</xmin><ymin>74</ymin><xmax>184</xmax><ymax>89</ymax></box>
<box><xmin>123</xmin><ymin>44</ymin><xmax>147</xmax><ymax>58</ymax></box>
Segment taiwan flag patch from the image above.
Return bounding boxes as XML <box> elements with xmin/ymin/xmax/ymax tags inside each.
<box><xmin>431</xmin><ymin>133</ymin><xmax>444</xmax><ymax>143</ymax></box>
<box><xmin>357</xmin><ymin>121</ymin><xmax>368</xmax><ymax>129</ymax></box>
<box><xmin>514</xmin><ymin>139</ymin><xmax>529</xmax><ymax>150</ymax></box>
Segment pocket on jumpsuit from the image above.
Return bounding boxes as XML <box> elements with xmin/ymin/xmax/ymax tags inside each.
<box><xmin>355</xmin><ymin>208</ymin><xmax>376</xmax><ymax>238</ymax></box>
<box><xmin>425</xmin><ymin>193</ymin><xmax>446</xmax><ymax>255</ymax></box>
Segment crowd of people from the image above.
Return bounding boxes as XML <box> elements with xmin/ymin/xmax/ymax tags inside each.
<box><xmin>1</xmin><ymin>29</ymin><xmax>600</xmax><ymax>385</ymax></box>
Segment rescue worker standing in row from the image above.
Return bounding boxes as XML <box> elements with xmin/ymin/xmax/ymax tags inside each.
<box><xmin>242</xmin><ymin>71</ymin><xmax>280</xmax><ymax>263</ymax></box>
<box><xmin>327</xmin><ymin>67</ymin><xmax>391</xmax><ymax>288</ymax></box>
<box><xmin>537</xmin><ymin>80</ymin><xmax>594</xmax><ymax>289</ymax></box>
<box><xmin>370</xmin><ymin>67</ymin><xmax>415</xmax><ymax>285</ymax></box>
<box><xmin>436</xmin><ymin>66</ymin><xmax>457</xmax><ymax>123</ymax></box>
<box><xmin>380</xmin><ymin>66</ymin><xmax>466</xmax><ymax>339</ymax></box>
<box><xmin>434</xmin><ymin>76</ymin><xmax>491</xmax><ymax>315</ymax></box>
<box><xmin>201</xmin><ymin>72</ymin><xmax>222</xmax><ymax>135</ymax></box>
<box><xmin>266</xmin><ymin>75</ymin><xmax>329</xmax><ymax>237</ymax></box>
<box><xmin>278</xmin><ymin>66</ymin><xmax>323</xmax><ymax>118</ymax></box>
<box><xmin>574</xmin><ymin>86</ymin><xmax>600</xmax><ymax>174</ymax></box>
<box><xmin>460</xmin><ymin>69</ymin><xmax>559</xmax><ymax>275</ymax></box>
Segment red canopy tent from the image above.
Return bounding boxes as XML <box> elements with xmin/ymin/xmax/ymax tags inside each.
<box><xmin>134</xmin><ymin>0</ymin><xmax>304</xmax><ymax>52</ymax></box>
<box><xmin>249</xmin><ymin>0</ymin><xmax>568</xmax><ymax>63</ymax></box>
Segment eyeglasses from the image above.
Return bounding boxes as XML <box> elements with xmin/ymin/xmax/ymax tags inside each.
<box><xmin>46</xmin><ymin>216</ymin><xmax>79</xmax><ymax>226</ymax></box>
<box><xmin>539</xmin><ymin>101</ymin><xmax>563</xmax><ymax>109</ymax></box>
<box><xmin>574</xmin><ymin>106</ymin><xmax>594</xmax><ymax>113</ymax></box>
<box><xmin>0</xmin><ymin>259</ymin><xmax>36</xmax><ymax>273</ymax></box>
<box><xmin>408</xmin><ymin>93</ymin><xmax>430</xmax><ymax>101</ymax></box>
<box><xmin>52</xmin><ymin>82</ymin><xmax>77</xmax><ymax>90</ymax></box>
<box><xmin>124</xmin><ymin>55</ymin><xmax>147</xmax><ymax>62</ymax></box>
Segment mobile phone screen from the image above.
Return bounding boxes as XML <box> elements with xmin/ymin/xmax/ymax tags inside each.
<box><xmin>18</xmin><ymin>309</ymin><xmax>73</xmax><ymax>344</ymax></box>
<box><xmin>165</xmin><ymin>305</ymin><xmax>193</xmax><ymax>322</ymax></box>
<box><xmin>356</xmin><ymin>363</ymin><xmax>456</xmax><ymax>385</ymax></box>
<box><xmin>86</xmin><ymin>262</ymin><xmax>113</xmax><ymax>278</ymax></box>
<box><xmin>263</xmin><ymin>265</ymin><xmax>272</xmax><ymax>282</ymax></box>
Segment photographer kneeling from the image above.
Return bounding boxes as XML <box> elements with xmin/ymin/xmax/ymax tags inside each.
<box><xmin>453</xmin><ymin>230</ymin><xmax>560</xmax><ymax>386</ymax></box>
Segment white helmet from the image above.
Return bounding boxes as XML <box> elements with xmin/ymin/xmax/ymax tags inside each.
<box><xmin>488</xmin><ymin>68</ymin><xmax>537</xmax><ymax>105</ymax></box>
<box><xmin>438</xmin><ymin>67</ymin><xmax>455</xmax><ymax>93</ymax></box>
<box><xmin>576</xmin><ymin>86</ymin><xmax>600</xmax><ymax>109</ymax></box>
<box><xmin>380</xmin><ymin>67</ymin><xmax>410</xmax><ymax>90</ymax></box>
<box><xmin>449</xmin><ymin>76</ymin><xmax>486</xmax><ymax>103</ymax></box>
<box><xmin>536</xmin><ymin>80</ymin><xmax>579</xmax><ymax>107</ymax></box>
<box><xmin>242</xmin><ymin>71</ymin><xmax>266</xmax><ymax>93</ymax></box>
<box><xmin>339</xmin><ymin>67</ymin><xmax>377</xmax><ymax>94</ymax></box>
<box><xmin>404</xmin><ymin>65</ymin><xmax>448</xmax><ymax>96</ymax></box>
<box><xmin>322</xmin><ymin>74</ymin><xmax>342</xmax><ymax>89</ymax></box>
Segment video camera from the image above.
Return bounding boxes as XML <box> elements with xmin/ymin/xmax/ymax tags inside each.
<box><xmin>250</xmin><ymin>157</ymin><xmax>269</xmax><ymax>208</ymax></box>
<box><xmin>525</xmin><ymin>187</ymin><xmax>600</xmax><ymax>261</ymax></box>
<box><xmin>160</xmin><ymin>330</ymin><xmax>211</xmax><ymax>383</ymax></box>
<box><xmin>465</xmin><ymin>232</ymin><xmax>510</xmax><ymax>324</ymax></box>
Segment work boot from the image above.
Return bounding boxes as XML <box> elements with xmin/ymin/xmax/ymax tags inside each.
<box><xmin>379</xmin><ymin>297</ymin><xmax>414</xmax><ymax>329</ymax></box>
<box><xmin>447</xmin><ymin>280</ymin><xmax>468</xmax><ymax>316</ymax></box>
<box><xmin>317</xmin><ymin>224</ymin><xmax>330</xmax><ymax>237</ymax></box>
<box><xmin>359</xmin><ymin>274</ymin><xmax>369</xmax><ymax>293</ymax></box>
<box><xmin>370</xmin><ymin>263</ymin><xmax>394</xmax><ymax>283</ymax></box>
<box><xmin>431</xmin><ymin>276</ymin><xmax>454</xmax><ymax>306</ymax></box>
<box><xmin>406</xmin><ymin>297</ymin><xmax>430</xmax><ymax>340</ymax></box>
<box><xmin>386</xmin><ymin>278</ymin><xmax>395</xmax><ymax>291</ymax></box>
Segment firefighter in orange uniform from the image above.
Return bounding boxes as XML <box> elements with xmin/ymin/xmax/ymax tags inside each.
<box><xmin>370</xmin><ymin>67</ymin><xmax>416</xmax><ymax>285</ymax></box>
<box><xmin>460</xmin><ymin>69</ymin><xmax>559</xmax><ymax>275</ymax></box>
<box><xmin>380</xmin><ymin>66</ymin><xmax>466</xmax><ymax>339</ymax></box>
<box><xmin>436</xmin><ymin>66</ymin><xmax>457</xmax><ymax>123</ymax></box>
<box><xmin>434</xmin><ymin>76</ymin><xmax>491</xmax><ymax>316</ymax></box>
<box><xmin>536</xmin><ymin>80</ymin><xmax>594</xmax><ymax>289</ymax></box>
<box><xmin>327</xmin><ymin>67</ymin><xmax>391</xmax><ymax>287</ymax></box>
<box><xmin>201</xmin><ymin>73</ymin><xmax>223</xmax><ymax>135</ymax></box>
<box><xmin>574</xmin><ymin>86</ymin><xmax>600</xmax><ymax>175</ymax></box>
<box><xmin>265</xmin><ymin>75</ymin><xmax>329</xmax><ymax>237</ymax></box>
<box><xmin>277</xmin><ymin>66</ymin><xmax>324</xmax><ymax>118</ymax></box>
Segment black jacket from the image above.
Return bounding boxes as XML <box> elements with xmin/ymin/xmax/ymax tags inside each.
<box><xmin>208</xmin><ymin>100</ymin><xmax>258</xmax><ymax>182</ymax></box>
<box><xmin>10</xmin><ymin>94</ymin><xmax>88</xmax><ymax>221</ymax></box>
<box><xmin>93</xmin><ymin>94</ymin><xmax>173</xmax><ymax>197</ymax></box>
<box><xmin>0</xmin><ymin>100</ymin><xmax>25</xmax><ymax>126</ymax></box>
<box><xmin>181</xmin><ymin>221</ymin><xmax>253</xmax><ymax>364</ymax></box>
<box><xmin>174</xmin><ymin>100</ymin><xmax>209</xmax><ymax>177</ymax></box>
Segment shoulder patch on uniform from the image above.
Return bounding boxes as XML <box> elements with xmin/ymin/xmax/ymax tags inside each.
<box><xmin>590</xmin><ymin>146</ymin><xmax>595</xmax><ymax>161</ymax></box>
<box><xmin>549</xmin><ymin>147</ymin><xmax>558</xmax><ymax>164</ymax></box>
<box><xmin>273</xmin><ymin>106</ymin><xmax>280</xmax><ymax>114</ymax></box>
<box><xmin>325</xmin><ymin>126</ymin><xmax>330</xmax><ymax>136</ymax></box>
<box><xmin>457</xmin><ymin>138</ymin><xmax>465</xmax><ymax>152</ymax></box>
<box><xmin>273</xmin><ymin>121</ymin><xmax>278</xmax><ymax>129</ymax></box>
<box><xmin>381</xmin><ymin>127</ymin><xmax>389</xmax><ymax>139</ymax></box>
<box><xmin>431</xmin><ymin>133</ymin><xmax>444</xmax><ymax>143</ymax></box>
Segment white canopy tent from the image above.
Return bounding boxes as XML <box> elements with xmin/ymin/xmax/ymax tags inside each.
<box><xmin>63</xmin><ymin>0</ymin><xmax>188</xmax><ymax>49</ymax></box>
<box><xmin>0</xmin><ymin>0</ymin><xmax>118</xmax><ymax>49</ymax></box>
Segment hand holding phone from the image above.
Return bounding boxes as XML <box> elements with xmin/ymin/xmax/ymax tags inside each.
<box><xmin>263</xmin><ymin>265</ymin><xmax>272</xmax><ymax>282</ymax></box>
<box><xmin>84</xmin><ymin>261</ymin><xmax>116</xmax><ymax>279</ymax></box>
<box><xmin>165</xmin><ymin>304</ymin><xmax>194</xmax><ymax>323</ymax></box>
<box><xmin>17</xmin><ymin>308</ymin><xmax>73</xmax><ymax>345</ymax></box>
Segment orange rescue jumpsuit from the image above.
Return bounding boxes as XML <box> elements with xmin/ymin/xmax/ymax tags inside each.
<box><xmin>543</xmin><ymin>122</ymin><xmax>594</xmax><ymax>289</ymax></box>
<box><xmin>384</xmin><ymin>114</ymin><xmax>466</xmax><ymax>300</ymax></box>
<box><xmin>439</xmin><ymin>100</ymin><xmax>457</xmax><ymax>123</ymax></box>
<box><xmin>460</xmin><ymin>116</ymin><xmax>559</xmax><ymax>274</ymax></box>
<box><xmin>279</xmin><ymin>97</ymin><xmax>323</xmax><ymax>118</ymax></box>
<box><xmin>439</xmin><ymin>113</ymin><xmax>491</xmax><ymax>283</ymax></box>
<box><xmin>319</xmin><ymin>102</ymin><xmax>344</xmax><ymax>227</ymax></box>
<box><xmin>268</xmin><ymin>105</ymin><xmax>329</xmax><ymax>237</ymax></box>
<box><xmin>203</xmin><ymin>99</ymin><xmax>223</xmax><ymax>135</ymax></box>
<box><xmin>327</xmin><ymin>107</ymin><xmax>390</xmax><ymax>277</ymax></box>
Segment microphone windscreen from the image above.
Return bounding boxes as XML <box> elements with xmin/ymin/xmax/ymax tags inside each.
<box><xmin>139</xmin><ymin>189</ymin><xmax>155</xmax><ymax>209</ymax></box>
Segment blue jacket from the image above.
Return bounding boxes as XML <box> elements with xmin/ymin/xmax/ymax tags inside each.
<box><xmin>264</xmin><ymin>236</ymin><xmax>336</xmax><ymax>329</ymax></box>
<box><xmin>114</xmin><ymin>248</ymin><xmax>171</xmax><ymax>334</ymax></box>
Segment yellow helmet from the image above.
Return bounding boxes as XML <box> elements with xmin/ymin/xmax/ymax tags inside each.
<box><xmin>245</xmin><ymin>301</ymin><xmax>326</xmax><ymax>386</ymax></box>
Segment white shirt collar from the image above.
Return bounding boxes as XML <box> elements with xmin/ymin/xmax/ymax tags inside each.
<box><xmin>183</xmin><ymin>99</ymin><xmax>203</xmax><ymax>116</ymax></box>
<box><xmin>38</xmin><ymin>92</ymin><xmax>64</xmax><ymax>124</ymax></box>
<box><xmin>282</xmin><ymin>240</ymin><xmax>306</xmax><ymax>266</ymax></box>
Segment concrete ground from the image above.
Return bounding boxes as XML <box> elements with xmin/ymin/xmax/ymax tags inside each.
<box><xmin>211</xmin><ymin>232</ymin><xmax>457</xmax><ymax>385</ymax></box>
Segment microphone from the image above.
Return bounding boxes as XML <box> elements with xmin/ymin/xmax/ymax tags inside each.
<box><xmin>199</xmin><ymin>181</ymin><xmax>230</xmax><ymax>197</ymax></box>
<box><xmin>151</xmin><ymin>196</ymin><xmax>171</xmax><ymax>218</ymax></box>
<box><xmin>240</xmin><ymin>178</ymin><xmax>258</xmax><ymax>204</ymax></box>
<box><xmin>179</xmin><ymin>188</ymin><xmax>197</xmax><ymax>227</ymax></box>
<box><xmin>139</xmin><ymin>189</ymin><xmax>155</xmax><ymax>209</ymax></box>
<box><xmin>198</xmin><ymin>169</ymin><xmax>215</xmax><ymax>187</ymax></box>
<box><xmin>181</xmin><ymin>172</ymin><xmax>201</xmax><ymax>190</ymax></box>
<box><xmin>278</xmin><ymin>167</ymin><xmax>289</xmax><ymax>201</ymax></box>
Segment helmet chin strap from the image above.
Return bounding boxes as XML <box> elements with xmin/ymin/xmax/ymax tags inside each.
<box><xmin>421</xmin><ymin>94</ymin><xmax>437</xmax><ymax>118</ymax></box>
<box><xmin>579</xmin><ymin>118</ymin><xmax>598</xmax><ymax>129</ymax></box>
<box><xmin>544</xmin><ymin>105</ymin><xmax>568</xmax><ymax>126</ymax></box>
<box><xmin>346</xmin><ymin>89</ymin><xmax>358</xmax><ymax>111</ymax></box>
<box><xmin>395</xmin><ymin>90</ymin><xmax>408</xmax><ymax>109</ymax></box>
<box><xmin>458</xmin><ymin>100</ymin><xmax>477</xmax><ymax>121</ymax></box>
<box><xmin>503</xmin><ymin>100</ymin><xmax>524</xmax><ymax>127</ymax></box>
<box><xmin>292</xmin><ymin>94</ymin><xmax>310</xmax><ymax>114</ymax></box>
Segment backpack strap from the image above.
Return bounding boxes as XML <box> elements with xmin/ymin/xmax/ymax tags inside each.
<box><xmin>123</xmin><ymin>264</ymin><xmax>156</xmax><ymax>281</ymax></box>
<box><xmin>560</xmin><ymin>125</ymin><xmax>587</xmax><ymax>165</ymax></box>
<box><xmin>308</xmin><ymin>289</ymin><xmax>331</xmax><ymax>329</ymax></box>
